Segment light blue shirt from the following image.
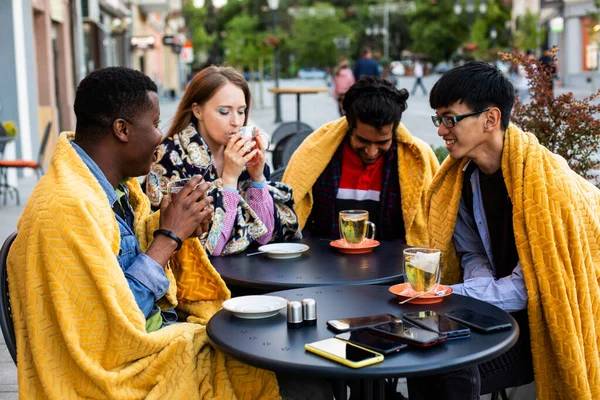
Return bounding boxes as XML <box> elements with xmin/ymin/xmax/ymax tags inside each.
<box><xmin>72</xmin><ymin>142</ymin><xmax>177</xmax><ymax>325</ymax></box>
<box><xmin>450</xmin><ymin>161</ymin><xmax>528</xmax><ymax>313</ymax></box>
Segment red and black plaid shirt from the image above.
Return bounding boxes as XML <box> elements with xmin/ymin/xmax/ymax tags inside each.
<box><xmin>303</xmin><ymin>138</ymin><xmax>405</xmax><ymax>241</ymax></box>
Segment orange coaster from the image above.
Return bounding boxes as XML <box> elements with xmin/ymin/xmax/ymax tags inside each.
<box><xmin>389</xmin><ymin>283</ymin><xmax>453</xmax><ymax>304</ymax></box>
<box><xmin>330</xmin><ymin>238</ymin><xmax>381</xmax><ymax>254</ymax></box>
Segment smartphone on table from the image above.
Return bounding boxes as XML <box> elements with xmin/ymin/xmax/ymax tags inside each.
<box><xmin>305</xmin><ymin>338</ymin><xmax>384</xmax><ymax>368</ymax></box>
<box><xmin>444</xmin><ymin>308</ymin><xmax>512</xmax><ymax>333</ymax></box>
<box><xmin>335</xmin><ymin>329</ymin><xmax>408</xmax><ymax>355</ymax></box>
<box><xmin>402</xmin><ymin>311</ymin><xmax>470</xmax><ymax>340</ymax></box>
<box><xmin>326</xmin><ymin>313</ymin><xmax>399</xmax><ymax>333</ymax></box>
<box><xmin>368</xmin><ymin>320</ymin><xmax>448</xmax><ymax>347</ymax></box>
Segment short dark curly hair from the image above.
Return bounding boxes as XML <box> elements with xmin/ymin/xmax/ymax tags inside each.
<box><xmin>74</xmin><ymin>67</ymin><xmax>158</xmax><ymax>140</ymax></box>
<box><xmin>342</xmin><ymin>76</ymin><xmax>409</xmax><ymax>134</ymax></box>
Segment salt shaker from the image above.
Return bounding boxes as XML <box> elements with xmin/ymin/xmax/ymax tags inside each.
<box><xmin>287</xmin><ymin>301</ymin><xmax>303</xmax><ymax>328</ymax></box>
<box><xmin>301</xmin><ymin>298</ymin><xmax>317</xmax><ymax>326</ymax></box>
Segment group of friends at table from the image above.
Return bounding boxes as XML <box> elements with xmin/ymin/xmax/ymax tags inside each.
<box><xmin>6</xmin><ymin>61</ymin><xmax>600</xmax><ymax>400</ymax></box>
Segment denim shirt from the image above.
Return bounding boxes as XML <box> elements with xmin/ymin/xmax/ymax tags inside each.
<box><xmin>450</xmin><ymin>160</ymin><xmax>528</xmax><ymax>313</ymax></box>
<box><xmin>72</xmin><ymin>142</ymin><xmax>176</xmax><ymax>325</ymax></box>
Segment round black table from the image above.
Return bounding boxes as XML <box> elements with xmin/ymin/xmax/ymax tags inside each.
<box><xmin>209</xmin><ymin>237</ymin><xmax>408</xmax><ymax>293</ymax></box>
<box><xmin>207</xmin><ymin>285</ymin><xmax>519</xmax><ymax>399</ymax></box>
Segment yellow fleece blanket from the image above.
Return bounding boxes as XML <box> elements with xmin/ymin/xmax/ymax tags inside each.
<box><xmin>7</xmin><ymin>133</ymin><xmax>280</xmax><ymax>399</ymax></box>
<box><xmin>427</xmin><ymin>125</ymin><xmax>600</xmax><ymax>400</ymax></box>
<box><xmin>282</xmin><ymin>117</ymin><xmax>439</xmax><ymax>246</ymax></box>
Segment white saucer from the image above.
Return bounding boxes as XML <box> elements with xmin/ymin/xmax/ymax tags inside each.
<box><xmin>222</xmin><ymin>295</ymin><xmax>288</xmax><ymax>319</ymax></box>
<box><xmin>258</xmin><ymin>243</ymin><xmax>310</xmax><ymax>259</ymax></box>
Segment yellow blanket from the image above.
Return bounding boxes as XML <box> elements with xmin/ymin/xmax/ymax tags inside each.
<box><xmin>427</xmin><ymin>125</ymin><xmax>600</xmax><ymax>400</ymax></box>
<box><xmin>282</xmin><ymin>117</ymin><xmax>439</xmax><ymax>246</ymax></box>
<box><xmin>7</xmin><ymin>133</ymin><xmax>280</xmax><ymax>399</ymax></box>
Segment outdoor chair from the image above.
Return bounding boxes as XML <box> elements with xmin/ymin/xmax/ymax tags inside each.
<box><xmin>281</xmin><ymin>130</ymin><xmax>311</xmax><ymax>168</ymax></box>
<box><xmin>0</xmin><ymin>232</ymin><xmax>17</xmax><ymax>365</ymax></box>
<box><xmin>269</xmin><ymin>167</ymin><xmax>286</xmax><ymax>182</ymax></box>
<box><xmin>0</xmin><ymin>121</ymin><xmax>52</xmax><ymax>205</ymax></box>
<box><xmin>272</xmin><ymin>129</ymin><xmax>312</xmax><ymax>170</ymax></box>
<box><xmin>269</xmin><ymin>121</ymin><xmax>313</xmax><ymax>148</ymax></box>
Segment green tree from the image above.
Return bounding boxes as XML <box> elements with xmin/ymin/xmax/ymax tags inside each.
<box><xmin>287</xmin><ymin>3</ymin><xmax>354</xmax><ymax>67</ymax></box>
<box><xmin>513</xmin><ymin>10</ymin><xmax>545</xmax><ymax>51</ymax></box>
<box><xmin>409</xmin><ymin>0</ymin><xmax>467</xmax><ymax>63</ymax></box>
<box><xmin>182</xmin><ymin>1</ymin><xmax>215</xmax><ymax>67</ymax></box>
<box><xmin>223</xmin><ymin>14</ymin><xmax>273</xmax><ymax>77</ymax></box>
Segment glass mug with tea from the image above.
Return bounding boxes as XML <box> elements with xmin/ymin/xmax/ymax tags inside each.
<box><xmin>166</xmin><ymin>172</ymin><xmax>208</xmax><ymax>201</ymax></box>
<box><xmin>239</xmin><ymin>126</ymin><xmax>270</xmax><ymax>167</ymax></box>
<box><xmin>403</xmin><ymin>248</ymin><xmax>441</xmax><ymax>293</ymax></box>
<box><xmin>338</xmin><ymin>210</ymin><xmax>376</xmax><ymax>246</ymax></box>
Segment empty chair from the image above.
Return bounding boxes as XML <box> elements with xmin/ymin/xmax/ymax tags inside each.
<box><xmin>281</xmin><ymin>130</ymin><xmax>312</xmax><ymax>169</ymax></box>
<box><xmin>0</xmin><ymin>232</ymin><xmax>17</xmax><ymax>364</ymax></box>
<box><xmin>270</xmin><ymin>121</ymin><xmax>313</xmax><ymax>148</ymax></box>
<box><xmin>269</xmin><ymin>167</ymin><xmax>286</xmax><ymax>182</ymax></box>
<box><xmin>0</xmin><ymin>121</ymin><xmax>52</xmax><ymax>205</ymax></box>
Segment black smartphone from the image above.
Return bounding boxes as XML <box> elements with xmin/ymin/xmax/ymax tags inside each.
<box><xmin>403</xmin><ymin>311</ymin><xmax>470</xmax><ymax>340</ymax></box>
<box><xmin>326</xmin><ymin>314</ymin><xmax>399</xmax><ymax>333</ymax></box>
<box><xmin>336</xmin><ymin>329</ymin><xmax>408</xmax><ymax>355</ymax></box>
<box><xmin>368</xmin><ymin>320</ymin><xmax>447</xmax><ymax>347</ymax></box>
<box><xmin>444</xmin><ymin>308</ymin><xmax>512</xmax><ymax>333</ymax></box>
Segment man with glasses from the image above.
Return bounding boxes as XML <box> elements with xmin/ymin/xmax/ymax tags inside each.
<box><xmin>409</xmin><ymin>61</ymin><xmax>600</xmax><ymax>399</ymax></box>
<box><xmin>283</xmin><ymin>76</ymin><xmax>438</xmax><ymax>244</ymax></box>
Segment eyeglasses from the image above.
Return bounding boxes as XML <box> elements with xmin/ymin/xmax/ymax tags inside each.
<box><xmin>431</xmin><ymin>108</ymin><xmax>490</xmax><ymax>128</ymax></box>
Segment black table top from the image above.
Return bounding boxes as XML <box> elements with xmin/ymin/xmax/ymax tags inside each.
<box><xmin>207</xmin><ymin>285</ymin><xmax>519</xmax><ymax>379</ymax></box>
<box><xmin>210</xmin><ymin>238</ymin><xmax>408</xmax><ymax>291</ymax></box>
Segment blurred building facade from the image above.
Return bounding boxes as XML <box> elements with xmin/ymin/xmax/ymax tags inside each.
<box><xmin>512</xmin><ymin>0</ymin><xmax>599</xmax><ymax>86</ymax></box>
<box><xmin>1</xmin><ymin>0</ymin><xmax>186</xmax><ymax>183</ymax></box>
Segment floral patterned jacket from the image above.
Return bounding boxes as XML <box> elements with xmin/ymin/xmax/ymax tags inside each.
<box><xmin>145</xmin><ymin>123</ymin><xmax>301</xmax><ymax>255</ymax></box>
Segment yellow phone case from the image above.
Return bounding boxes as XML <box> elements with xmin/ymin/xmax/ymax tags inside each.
<box><xmin>305</xmin><ymin>338</ymin><xmax>384</xmax><ymax>368</ymax></box>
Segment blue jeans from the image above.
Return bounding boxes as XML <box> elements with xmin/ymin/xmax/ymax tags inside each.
<box><xmin>407</xmin><ymin>314</ymin><xmax>534</xmax><ymax>400</ymax></box>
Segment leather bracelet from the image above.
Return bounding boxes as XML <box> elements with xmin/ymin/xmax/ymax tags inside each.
<box><xmin>153</xmin><ymin>229</ymin><xmax>183</xmax><ymax>251</ymax></box>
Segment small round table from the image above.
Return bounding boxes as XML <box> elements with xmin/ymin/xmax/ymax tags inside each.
<box><xmin>268</xmin><ymin>87</ymin><xmax>329</xmax><ymax>131</ymax></box>
<box><xmin>207</xmin><ymin>285</ymin><xmax>519</xmax><ymax>399</ymax></box>
<box><xmin>209</xmin><ymin>237</ymin><xmax>408</xmax><ymax>293</ymax></box>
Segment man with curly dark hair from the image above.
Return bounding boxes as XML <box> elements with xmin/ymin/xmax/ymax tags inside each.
<box><xmin>283</xmin><ymin>76</ymin><xmax>439</xmax><ymax>245</ymax></box>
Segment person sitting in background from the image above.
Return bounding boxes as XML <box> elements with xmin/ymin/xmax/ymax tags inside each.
<box><xmin>353</xmin><ymin>46</ymin><xmax>381</xmax><ymax>80</ymax></box>
<box><xmin>146</xmin><ymin>66</ymin><xmax>301</xmax><ymax>256</ymax></box>
<box><xmin>333</xmin><ymin>59</ymin><xmax>355</xmax><ymax>116</ymax></box>
<box><xmin>418</xmin><ymin>61</ymin><xmax>600</xmax><ymax>399</ymax></box>
<box><xmin>283</xmin><ymin>76</ymin><xmax>439</xmax><ymax>244</ymax></box>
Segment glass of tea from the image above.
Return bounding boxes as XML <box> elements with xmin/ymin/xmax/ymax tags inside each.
<box><xmin>166</xmin><ymin>178</ymin><xmax>191</xmax><ymax>201</ymax></box>
<box><xmin>403</xmin><ymin>248</ymin><xmax>441</xmax><ymax>293</ymax></box>
<box><xmin>338</xmin><ymin>210</ymin><xmax>376</xmax><ymax>246</ymax></box>
<box><xmin>240</xmin><ymin>126</ymin><xmax>270</xmax><ymax>166</ymax></box>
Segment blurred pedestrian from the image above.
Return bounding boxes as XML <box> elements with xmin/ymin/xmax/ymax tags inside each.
<box><xmin>539</xmin><ymin>47</ymin><xmax>556</xmax><ymax>93</ymax></box>
<box><xmin>353</xmin><ymin>46</ymin><xmax>380</xmax><ymax>80</ymax></box>
<box><xmin>411</xmin><ymin>60</ymin><xmax>427</xmax><ymax>96</ymax></box>
<box><xmin>333</xmin><ymin>59</ymin><xmax>355</xmax><ymax>116</ymax></box>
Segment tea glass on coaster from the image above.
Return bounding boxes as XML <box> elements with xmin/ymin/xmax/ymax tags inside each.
<box><xmin>240</xmin><ymin>126</ymin><xmax>270</xmax><ymax>166</ymax></box>
<box><xmin>403</xmin><ymin>248</ymin><xmax>442</xmax><ymax>293</ymax></box>
<box><xmin>338</xmin><ymin>210</ymin><xmax>376</xmax><ymax>247</ymax></box>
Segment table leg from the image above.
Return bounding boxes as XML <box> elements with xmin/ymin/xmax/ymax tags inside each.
<box><xmin>330</xmin><ymin>379</ymin><xmax>347</xmax><ymax>400</ymax></box>
<box><xmin>296</xmin><ymin>93</ymin><xmax>301</xmax><ymax>133</ymax></box>
<box><xmin>361</xmin><ymin>379</ymin><xmax>374</xmax><ymax>400</ymax></box>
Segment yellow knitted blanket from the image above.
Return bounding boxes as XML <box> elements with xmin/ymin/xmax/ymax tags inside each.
<box><xmin>7</xmin><ymin>133</ymin><xmax>280</xmax><ymax>399</ymax></box>
<box><xmin>282</xmin><ymin>117</ymin><xmax>439</xmax><ymax>246</ymax></box>
<box><xmin>427</xmin><ymin>125</ymin><xmax>600</xmax><ymax>400</ymax></box>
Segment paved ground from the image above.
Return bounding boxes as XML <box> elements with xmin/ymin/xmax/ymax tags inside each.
<box><xmin>1</xmin><ymin>73</ymin><xmax>587</xmax><ymax>398</ymax></box>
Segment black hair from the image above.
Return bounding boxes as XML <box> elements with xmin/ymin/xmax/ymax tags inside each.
<box><xmin>429</xmin><ymin>61</ymin><xmax>515</xmax><ymax>130</ymax></box>
<box><xmin>74</xmin><ymin>67</ymin><xmax>158</xmax><ymax>140</ymax></box>
<box><xmin>342</xmin><ymin>76</ymin><xmax>409</xmax><ymax>134</ymax></box>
